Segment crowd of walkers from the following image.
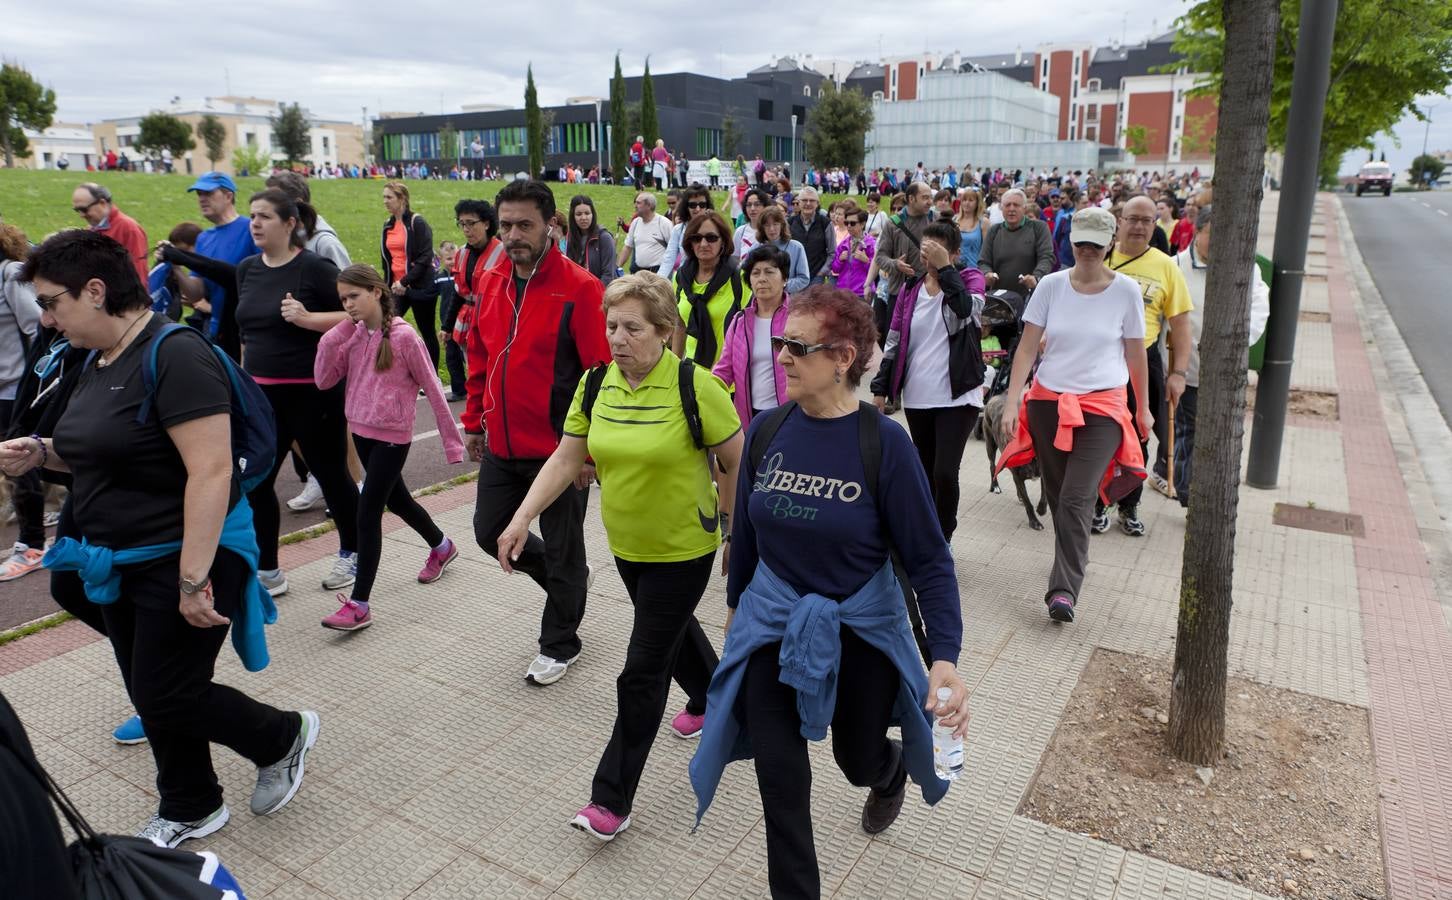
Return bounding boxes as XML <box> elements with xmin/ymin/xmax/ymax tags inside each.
<box><xmin>0</xmin><ymin>156</ymin><xmax>1264</xmax><ymax>898</ymax></box>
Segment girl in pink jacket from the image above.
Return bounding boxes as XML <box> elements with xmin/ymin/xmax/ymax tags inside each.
<box><xmin>314</xmin><ymin>264</ymin><xmax>466</xmax><ymax>632</ymax></box>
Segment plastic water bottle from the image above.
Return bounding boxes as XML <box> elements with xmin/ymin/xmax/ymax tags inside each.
<box><xmin>932</xmin><ymin>687</ymin><xmax>963</xmax><ymax>781</ymax></box>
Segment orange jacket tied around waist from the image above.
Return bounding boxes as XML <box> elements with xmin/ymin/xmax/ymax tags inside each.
<box><xmin>994</xmin><ymin>382</ymin><xmax>1146</xmax><ymax>505</ymax></box>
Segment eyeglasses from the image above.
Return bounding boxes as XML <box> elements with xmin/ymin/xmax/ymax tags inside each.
<box><xmin>456</xmin><ymin>218</ymin><xmax>482</xmax><ymax>229</ymax></box>
<box><xmin>686</xmin><ymin>201</ymin><xmax>711</xmax><ymax>210</ymax></box>
<box><xmin>1073</xmin><ymin>241</ymin><xmax>1106</xmax><ymax>251</ymax></box>
<box><xmin>34</xmin><ymin>287</ymin><xmax>75</xmax><ymax>312</ymax></box>
<box><xmin>771</xmin><ymin>336</ymin><xmax>837</xmax><ymax>357</ymax></box>
<box><xmin>72</xmin><ymin>200</ymin><xmax>100</xmax><ymax>215</ymax></box>
<box><xmin>848</xmin><ymin>219</ymin><xmax>865</xmax><ymax>227</ymax></box>
<box><xmin>687</xmin><ymin>233</ymin><xmax>722</xmax><ymax>245</ymax></box>
<box><xmin>1121</xmin><ymin>216</ymin><xmax>1156</xmax><ymax>226</ymax></box>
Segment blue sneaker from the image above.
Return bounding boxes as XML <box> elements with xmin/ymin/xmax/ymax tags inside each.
<box><xmin>113</xmin><ymin>715</ymin><xmax>147</xmax><ymax>745</ymax></box>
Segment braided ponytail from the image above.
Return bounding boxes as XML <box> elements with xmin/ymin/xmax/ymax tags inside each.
<box><xmin>375</xmin><ymin>286</ymin><xmax>395</xmax><ymax>372</ymax></box>
<box><xmin>337</xmin><ymin>263</ymin><xmax>395</xmax><ymax>371</ymax></box>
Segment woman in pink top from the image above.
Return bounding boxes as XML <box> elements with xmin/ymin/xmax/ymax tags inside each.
<box><xmin>829</xmin><ymin>205</ymin><xmax>876</xmax><ymax>296</ymax></box>
<box><xmin>313</xmin><ymin>264</ymin><xmax>466</xmax><ymax>632</ymax></box>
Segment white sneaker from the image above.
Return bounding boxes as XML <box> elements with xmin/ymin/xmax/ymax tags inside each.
<box><xmin>525</xmin><ymin>652</ymin><xmax>580</xmax><ymax>686</ymax></box>
<box><xmin>135</xmin><ymin>804</ymin><xmax>230</xmax><ymax>848</ymax></box>
<box><xmin>258</xmin><ymin>568</ymin><xmax>289</xmax><ymax>597</ymax></box>
<box><xmin>287</xmin><ymin>476</ymin><xmax>324</xmax><ymax>512</ymax></box>
<box><xmin>1147</xmin><ymin>472</ymin><xmax>1172</xmax><ymax>497</ymax></box>
<box><xmin>321</xmin><ymin>553</ymin><xmax>357</xmax><ymax>591</ymax></box>
<box><xmin>585</xmin><ymin>564</ymin><xmax>596</xmax><ymax>594</ymax></box>
<box><xmin>42</xmin><ymin>510</ymin><xmax>60</xmax><ymax>528</ymax></box>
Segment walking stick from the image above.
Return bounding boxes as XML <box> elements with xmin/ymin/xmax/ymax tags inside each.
<box><xmin>1166</xmin><ymin>396</ymin><xmax>1178</xmax><ymax>500</ymax></box>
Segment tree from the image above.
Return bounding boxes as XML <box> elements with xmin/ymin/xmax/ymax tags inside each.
<box><xmin>1123</xmin><ymin>124</ymin><xmax>1153</xmax><ymax>157</ymax></box>
<box><xmin>438</xmin><ymin>122</ymin><xmax>459</xmax><ymax>165</ymax></box>
<box><xmin>1169</xmin><ymin>0</ymin><xmax>1452</xmax><ymax>186</ymax></box>
<box><xmin>524</xmin><ymin>64</ymin><xmax>543</xmax><ymax>177</ymax></box>
<box><xmin>0</xmin><ymin>62</ymin><xmax>57</xmax><ymax>168</ymax></box>
<box><xmin>721</xmin><ymin>114</ymin><xmax>744</xmax><ymax>159</ymax></box>
<box><xmin>803</xmin><ymin>82</ymin><xmax>873</xmax><ymax>171</ymax></box>
<box><xmin>1409</xmin><ymin>152</ymin><xmax>1446</xmax><ymax>187</ymax></box>
<box><xmin>231</xmin><ymin>144</ymin><xmax>270</xmax><ymax>177</ymax></box>
<box><xmin>135</xmin><ymin>112</ymin><xmax>194</xmax><ymax>158</ymax></box>
<box><xmin>640</xmin><ymin>59</ymin><xmax>659</xmax><ymax>147</ymax></box>
<box><xmin>610</xmin><ymin>53</ymin><xmax>628</xmax><ymax>180</ymax></box>
<box><xmin>198</xmin><ymin>113</ymin><xmax>227</xmax><ymax>168</ymax></box>
<box><xmin>1181</xmin><ymin>113</ymin><xmax>1218</xmax><ymax>156</ymax></box>
<box><xmin>270</xmin><ymin>102</ymin><xmax>312</xmax><ymax>167</ymax></box>
<box><xmin>1166</xmin><ymin>0</ymin><xmax>1279</xmax><ymax>766</ymax></box>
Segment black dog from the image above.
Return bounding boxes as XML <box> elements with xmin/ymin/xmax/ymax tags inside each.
<box><xmin>982</xmin><ymin>394</ymin><xmax>1048</xmax><ymax>530</ymax></box>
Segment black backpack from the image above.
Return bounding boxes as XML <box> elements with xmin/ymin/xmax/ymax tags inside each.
<box><xmin>581</xmin><ymin>357</ymin><xmax>705</xmax><ymax>450</ymax></box>
<box><xmin>747</xmin><ymin>400</ymin><xmax>933</xmax><ymax>668</ymax></box>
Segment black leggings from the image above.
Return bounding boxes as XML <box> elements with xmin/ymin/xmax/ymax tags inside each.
<box><xmin>903</xmin><ymin>404</ymin><xmax>979</xmax><ymax>541</ymax></box>
<box><xmin>745</xmin><ymin>628</ymin><xmax>905</xmax><ymax>900</ymax></box>
<box><xmin>352</xmin><ymin>435</ymin><xmax>444</xmax><ymax>603</ymax></box>
<box><xmin>590</xmin><ymin>552</ymin><xmax>718</xmax><ymax>816</ymax></box>
<box><xmin>249</xmin><ymin>383</ymin><xmax>359</xmax><ymax>570</ymax></box>
<box><xmin>394</xmin><ymin>292</ymin><xmax>440</xmax><ymax>372</ymax></box>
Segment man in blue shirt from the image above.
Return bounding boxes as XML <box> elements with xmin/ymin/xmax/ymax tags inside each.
<box><xmin>177</xmin><ymin>172</ymin><xmax>254</xmax><ymax>357</ymax></box>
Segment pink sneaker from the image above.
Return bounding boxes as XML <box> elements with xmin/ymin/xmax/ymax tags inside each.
<box><xmin>669</xmin><ymin>707</ymin><xmax>705</xmax><ymax>739</ymax></box>
<box><xmin>321</xmin><ymin>596</ymin><xmax>372</xmax><ymax>632</ymax></box>
<box><xmin>417</xmin><ymin>538</ymin><xmax>457</xmax><ymax>584</ymax></box>
<box><xmin>571</xmin><ymin>803</ymin><xmax>631</xmax><ymax>842</ymax></box>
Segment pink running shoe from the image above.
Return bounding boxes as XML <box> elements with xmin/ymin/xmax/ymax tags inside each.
<box><xmin>321</xmin><ymin>596</ymin><xmax>372</xmax><ymax>632</ymax></box>
<box><xmin>571</xmin><ymin>803</ymin><xmax>631</xmax><ymax>842</ymax></box>
<box><xmin>418</xmin><ymin>538</ymin><xmax>457</xmax><ymax>584</ymax></box>
<box><xmin>669</xmin><ymin>707</ymin><xmax>705</xmax><ymax>739</ymax></box>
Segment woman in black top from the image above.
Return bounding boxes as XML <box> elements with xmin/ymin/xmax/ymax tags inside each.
<box><xmin>0</xmin><ymin>230</ymin><xmax>316</xmax><ymax>849</ymax></box>
<box><xmin>564</xmin><ymin>195</ymin><xmax>617</xmax><ymax>287</ymax></box>
<box><xmin>235</xmin><ymin>189</ymin><xmax>358</xmax><ymax>596</ymax></box>
<box><xmin>380</xmin><ymin>182</ymin><xmax>439</xmax><ymax>370</ymax></box>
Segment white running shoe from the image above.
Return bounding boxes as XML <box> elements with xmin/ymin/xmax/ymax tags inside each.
<box><xmin>135</xmin><ymin>804</ymin><xmax>230</xmax><ymax>848</ymax></box>
<box><xmin>525</xmin><ymin>652</ymin><xmax>580</xmax><ymax>686</ymax></box>
<box><xmin>321</xmin><ymin>553</ymin><xmax>358</xmax><ymax>591</ymax></box>
<box><xmin>286</xmin><ymin>476</ymin><xmax>324</xmax><ymax>512</ymax></box>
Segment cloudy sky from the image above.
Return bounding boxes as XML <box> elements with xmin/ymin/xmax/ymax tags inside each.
<box><xmin>14</xmin><ymin>0</ymin><xmax>1448</xmax><ymax>176</ymax></box>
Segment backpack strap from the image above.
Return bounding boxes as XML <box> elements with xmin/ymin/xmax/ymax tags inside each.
<box><xmin>580</xmin><ymin>363</ymin><xmax>610</xmax><ymax>421</ymax></box>
<box><xmin>136</xmin><ymin>322</ymin><xmax>191</xmax><ymax>425</ymax></box>
<box><xmin>856</xmin><ymin>400</ymin><xmax>882</xmax><ymax>506</ymax></box>
<box><xmin>678</xmin><ymin>357</ymin><xmax>705</xmax><ymax>450</ymax></box>
<box><xmin>748</xmin><ymin>400</ymin><xmax>797</xmax><ymax>474</ymax></box>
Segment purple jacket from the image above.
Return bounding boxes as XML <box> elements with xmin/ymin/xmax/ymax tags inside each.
<box><xmin>712</xmin><ymin>296</ymin><xmax>791</xmax><ymax>423</ymax></box>
<box><xmin>870</xmin><ymin>265</ymin><xmax>986</xmax><ymax>403</ymax></box>
<box><xmin>829</xmin><ymin>233</ymin><xmax>876</xmax><ymax>295</ymax></box>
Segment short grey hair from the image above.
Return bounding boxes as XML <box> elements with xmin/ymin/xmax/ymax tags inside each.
<box><xmin>796</xmin><ymin>186</ymin><xmax>819</xmax><ymax>201</ymax></box>
<box><xmin>636</xmin><ymin>192</ymin><xmax>657</xmax><ymax>211</ymax></box>
<box><xmin>1195</xmin><ymin>204</ymin><xmax>1212</xmax><ymax>233</ymax></box>
<box><xmin>1001</xmin><ymin>188</ymin><xmax>1027</xmax><ymax>205</ymax></box>
<box><xmin>79</xmin><ymin>182</ymin><xmax>112</xmax><ymax>203</ymax></box>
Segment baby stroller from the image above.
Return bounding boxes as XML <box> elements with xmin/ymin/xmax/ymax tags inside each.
<box><xmin>971</xmin><ymin>288</ymin><xmax>1027</xmax><ymax>442</ymax></box>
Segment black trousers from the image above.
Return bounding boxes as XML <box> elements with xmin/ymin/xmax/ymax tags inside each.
<box><xmin>250</xmin><ymin>383</ymin><xmax>359</xmax><ymax>570</ymax></box>
<box><xmin>472</xmin><ymin>450</ymin><xmax>588</xmax><ymax>659</ymax></box>
<box><xmin>352</xmin><ymin>435</ymin><xmax>444</xmax><ymax>603</ymax></box>
<box><xmin>591</xmin><ymin>552</ymin><xmax>718</xmax><ymax>816</ymax></box>
<box><xmin>49</xmin><ymin>496</ymin><xmax>105</xmax><ymax>634</ymax></box>
<box><xmin>444</xmin><ymin>336</ymin><xmax>467</xmax><ymax>394</ymax></box>
<box><xmin>0</xmin><ymin>399</ymin><xmax>45</xmax><ymax>549</ymax></box>
<box><xmin>103</xmin><ymin>550</ymin><xmax>299</xmax><ymax>821</ymax></box>
<box><xmin>471</xmin><ymin>158</ymin><xmax>484</xmax><ymax>181</ymax></box>
<box><xmin>745</xmin><ymin>629</ymin><xmax>905</xmax><ymax>900</ymax></box>
<box><xmin>394</xmin><ymin>292</ymin><xmax>440</xmax><ymax>373</ymax></box>
<box><xmin>1028</xmin><ymin>401</ymin><xmax>1121</xmax><ymax>604</ymax></box>
<box><xmin>903</xmin><ymin>404</ymin><xmax>979</xmax><ymax>541</ymax></box>
<box><xmin>1171</xmin><ymin>385</ymin><xmax>1198</xmax><ymax>506</ymax></box>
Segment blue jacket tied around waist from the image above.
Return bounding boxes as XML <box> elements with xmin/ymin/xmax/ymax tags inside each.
<box><xmin>689</xmin><ymin>561</ymin><xmax>949</xmax><ymax>826</ymax></box>
<box><xmin>42</xmin><ymin>497</ymin><xmax>276</xmax><ymax>672</ymax></box>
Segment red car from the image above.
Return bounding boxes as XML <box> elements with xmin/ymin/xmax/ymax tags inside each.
<box><xmin>1356</xmin><ymin>162</ymin><xmax>1393</xmax><ymax>196</ymax></box>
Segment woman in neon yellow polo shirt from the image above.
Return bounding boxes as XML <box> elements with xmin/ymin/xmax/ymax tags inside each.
<box><xmin>498</xmin><ymin>271</ymin><xmax>743</xmax><ymax>843</ymax></box>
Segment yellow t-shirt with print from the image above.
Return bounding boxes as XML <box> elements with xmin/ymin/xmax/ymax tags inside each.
<box><xmin>1108</xmin><ymin>246</ymin><xmax>1194</xmax><ymax>346</ymax></box>
<box><xmin>563</xmin><ymin>350</ymin><xmax>742</xmax><ymax>563</ymax></box>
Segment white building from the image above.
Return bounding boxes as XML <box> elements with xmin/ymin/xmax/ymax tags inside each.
<box><xmin>865</xmin><ymin>70</ymin><xmax>1100</xmax><ymax>173</ymax></box>
<box><xmin>19</xmin><ymin>123</ymin><xmax>98</xmax><ymax>170</ymax></box>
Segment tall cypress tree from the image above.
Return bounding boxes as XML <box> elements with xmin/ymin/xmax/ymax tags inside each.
<box><xmin>610</xmin><ymin>53</ymin><xmax>628</xmax><ymax>180</ymax></box>
<box><xmin>640</xmin><ymin>58</ymin><xmax>659</xmax><ymax>153</ymax></box>
<box><xmin>524</xmin><ymin>63</ymin><xmax>543</xmax><ymax>178</ymax></box>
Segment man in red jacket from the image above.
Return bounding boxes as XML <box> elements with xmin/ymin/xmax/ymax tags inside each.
<box><xmin>464</xmin><ymin>180</ymin><xmax>611</xmax><ymax>686</ymax></box>
<box><xmin>71</xmin><ymin>182</ymin><xmax>148</xmax><ymax>281</ymax></box>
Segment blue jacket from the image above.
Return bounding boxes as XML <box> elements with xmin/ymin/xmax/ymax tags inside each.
<box><xmin>689</xmin><ymin>560</ymin><xmax>949</xmax><ymax>826</ymax></box>
<box><xmin>43</xmin><ymin>497</ymin><xmax>276</xmax><ymax>672</ymax></box>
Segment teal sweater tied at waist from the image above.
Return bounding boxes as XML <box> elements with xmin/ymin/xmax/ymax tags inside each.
<box><xmin>42</xmin><ymin>496</ymin><xmax>277</xmax><ymax>672</ymax></box>
<box><xmin>689</xmin><ymin>560</ymin><xmax>949</xmax><ymax>827</ymax></box>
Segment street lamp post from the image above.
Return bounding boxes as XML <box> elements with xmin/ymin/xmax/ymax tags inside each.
<box><xmin>790</xmin><ymin>114</ymin><xmax>798</xmax><ymax>184</ymax></box>
<box><xmin>1421</xmin><ymin>104</ymin><xmax>1436</xmax><ymax>187</ymax></box>
<box><xmin>595</xmin><ymin>99</ymin><xmax>603</xmax><ymax>180</ymax></box>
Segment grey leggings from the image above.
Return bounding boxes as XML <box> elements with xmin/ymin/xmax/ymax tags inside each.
<box><xmin>1026</xmin><ymin>400</ymin><xmax>1121</xmax><ymax>605</ymax></box>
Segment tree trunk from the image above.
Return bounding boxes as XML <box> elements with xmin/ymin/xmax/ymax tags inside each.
<box><xmin>1167</xmin><ymin>0</ymin><xmax>1280</xmax><ymax>765</ymax></box>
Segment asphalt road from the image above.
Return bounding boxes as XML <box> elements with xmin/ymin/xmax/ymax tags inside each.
<box><xmin>0</xmin><ymin>395</ymin><xmax>470</xmax><ymax>632</ymax></box>
<box><xmin>1341</xmin><ymin>190</ymin><xmax>1452</xmax><ymax>426</ymax></box>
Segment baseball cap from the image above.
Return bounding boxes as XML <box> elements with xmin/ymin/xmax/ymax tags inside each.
<box><xmin>187</xmin><ymin>172</ymin><xmax>237</xmax><ymax>194</ymax></box>
<box><xmin>1069</xmin><ymin>207</ymin><xmax>1116</xmax><ymax>247</ymax></box>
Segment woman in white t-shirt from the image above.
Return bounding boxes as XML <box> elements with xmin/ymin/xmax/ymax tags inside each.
<box><xmin>998</xmin><ymin>206</ymin><xmax>1150</xmax><ymax>624</ymax></box>
<box><xmin>870</xmin><ymin>221</ymin><xmax>986</xmax><ymax>542</ymax></box>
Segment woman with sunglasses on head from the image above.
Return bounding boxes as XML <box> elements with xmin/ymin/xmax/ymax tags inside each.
<box><xmin>691</xmin><ymin>286</ymin><xmax>968</xmax><ymax>900</ymax></box>
<box><xmin>671</xmin><ymin>210</ymin><xmax>751</xmax><ymax>368</ymax></box>
<box><xmin>712</xmin><ymin>245</ymin><xmax>791</xmax><ymax>424</ymax></box>
<box><xmin>564</xmin><ymin>195</ymin><xmax>617</xmax><ymax>288</ymax></box>
<box><xmin>827</xmin><ymin>203</ymin><xmax>875</xmax><ymax>297</ymax></box>
<box><xmin>996</xmin><ymin>207</ymin><xmax>1150</xmax><ymax>624</ymax></box>
<box><xmin>871</xmin><ymin>221</ymin><xmax>986</xmax><ymax>544</ymax></box>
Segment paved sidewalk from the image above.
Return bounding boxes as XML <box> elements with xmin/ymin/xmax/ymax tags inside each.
<box><xmin>3</xmin><ymin>193</ymin><xmax>1447</xmax><ymax>899</ymax></box>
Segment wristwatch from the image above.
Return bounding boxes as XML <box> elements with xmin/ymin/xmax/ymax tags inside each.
<box><xmin>179</xmin><ymin>576</ymin><xmax>211</xmax><ymax>595</ymax></box>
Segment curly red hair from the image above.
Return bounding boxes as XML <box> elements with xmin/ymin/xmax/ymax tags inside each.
<box><xmin>788</xmin><ymin>285</ymin><xmax>877</xmax><ymax>387</ymax></box>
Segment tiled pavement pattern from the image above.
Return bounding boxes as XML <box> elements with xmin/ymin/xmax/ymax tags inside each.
<box><xmin>1</xmin><ymin>193</ymin><xmax>1444</xmax><ymax>898</ymax></box>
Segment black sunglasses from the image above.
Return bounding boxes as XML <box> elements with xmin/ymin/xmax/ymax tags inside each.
<box><xmin>72</xmin><ymin>200</ymin><xmax>101</xmax><ymax>215</ymax></box>
<box><xmin>34</xmin><ymin>287</ymin><xmax>75</xmax><ymax>312</ymax></box>
<box><xmin>771</xmin><ymin>336</ymin><xmax>837</xmax><ymax>357</ymax></box>
<box><xmin>687</xmin><ymin>233</ymin><xmax>722</xmax><ymax>245</ymax></box>
<box><xmin>686</xmin><ymin>200</ymin><xmax>711</xmax><ymax>210</ymax></box>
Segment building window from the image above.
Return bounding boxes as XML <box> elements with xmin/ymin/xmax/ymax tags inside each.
<box><xmin>695</xmin><ymin>127</ymin><xmax>722</xmax><ymax>157</ymax></box>
<box><xmin>758</xmin><ymin>99</ymin><xmax>774</xmax><ymax>120</ymax></box>
<box><xmin>803</xmin><ymin>85</ymin><xmax>811</xmax><ymax>96</ymax></box>
<box><xmin>1174</xmin><ymin>115</ymin><xmax>1181</xmax><ymax>130</ymax></box>
<box><xmin>322</xmin><ymin>136</ymin><xmax>330</xmax><ymax>153</ymax></box>
<box><xmin>1087</xmin><ymin>105</ymin><xmax>1098</xmax><ymax>122</ymax></box>
<box><xmin>245</xmin><ymin>132</ymin><xmax>256</xmax><ymax>147</ymax></box>
<box><xmin>1041</xmin><ymin>58</ymin><xmax>1048</xmax><ymax>81</ymax></box>
<box><xmin>764</xmin><ymin>135</ymin><xmax>797</xmax><ymax>161</ymax></box>
<box><xmin>792</xmin><ymin>105</ymin><xmax>806</xmax><ymax>124</ymax></box>
<box><xmin>1177</xmin><ymin>90</ymin><xmax>1185</xmax><ymax>102</ymax></box>
<box><xmin>1088</xmin><ymin>78</ymin><xmax>1101</xmax><ymax>91</ymax></box>
<box><xmin>1074</xmin><ymin>55</ymin><xmax>1081</xmax><ymax>76</ymax></box>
